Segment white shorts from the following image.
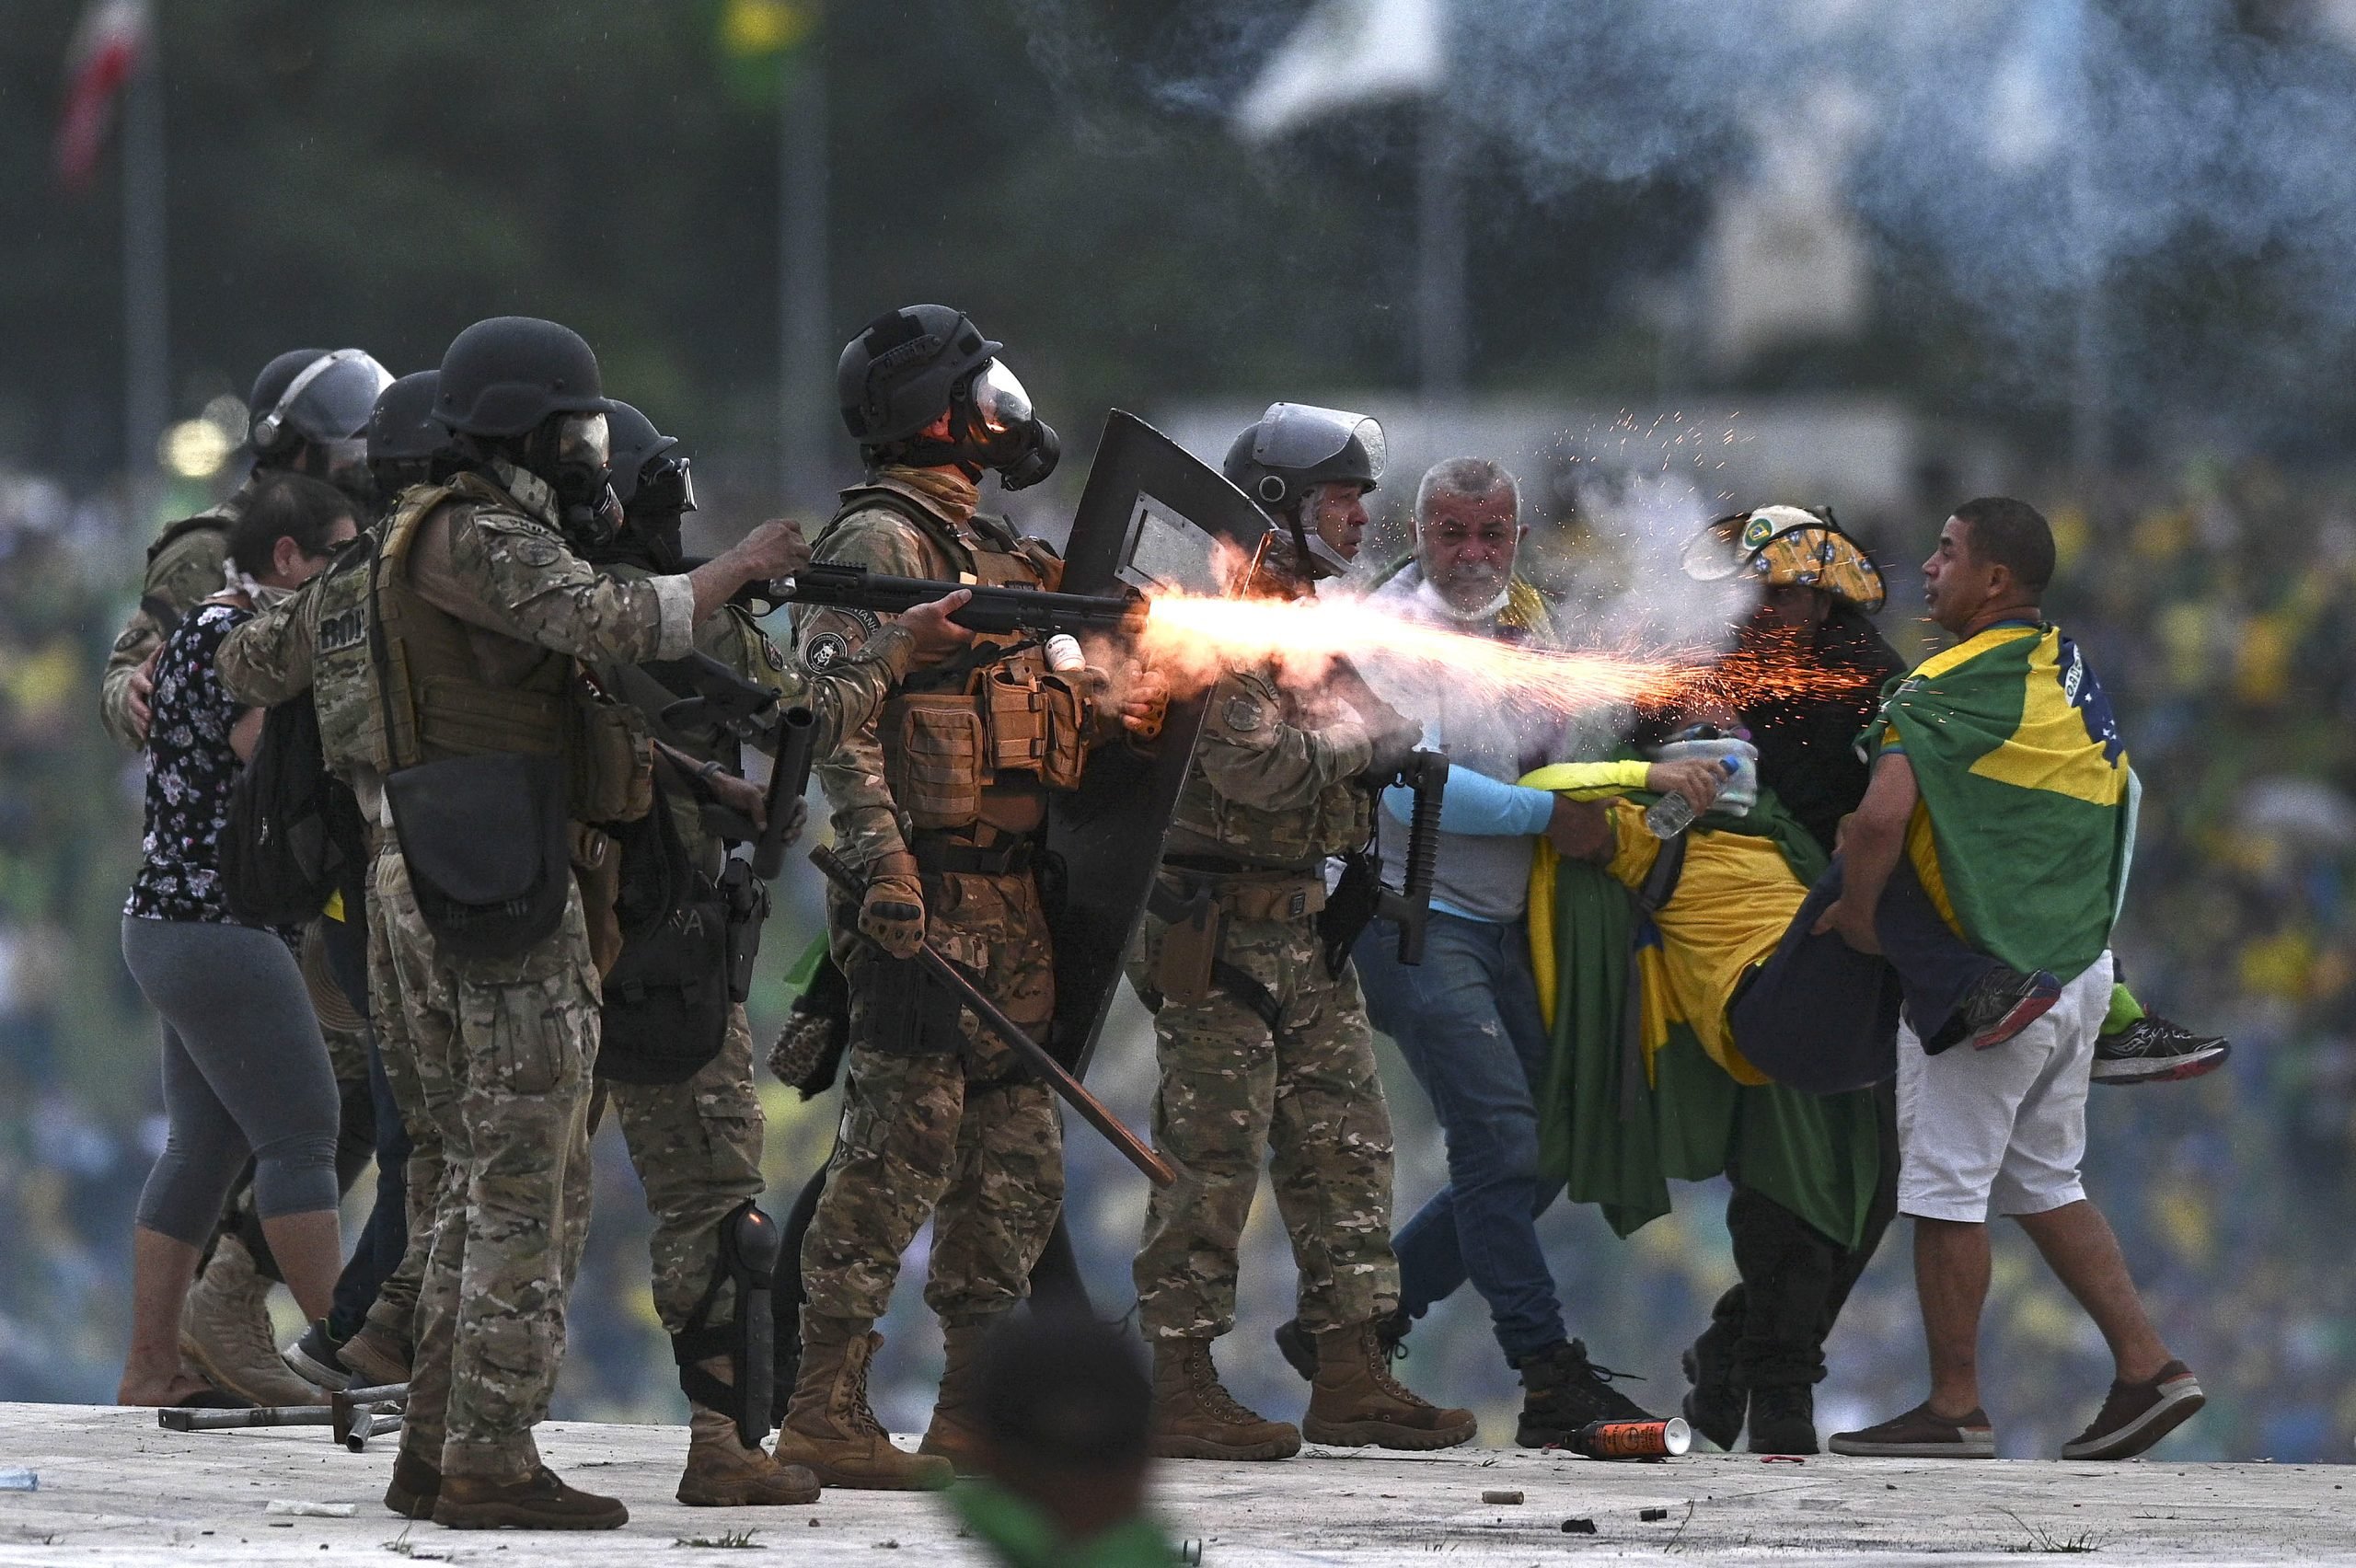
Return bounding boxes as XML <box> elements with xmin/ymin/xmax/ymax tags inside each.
<box><xmin>1896</xmin><ymin>951</ymin><xmax>2114</xmax><ymax>1223</ymax></box>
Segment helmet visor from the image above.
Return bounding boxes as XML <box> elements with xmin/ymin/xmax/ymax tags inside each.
<box><xmin>1253</xmin><ymin>403</ymin><xmax>1385</xmax><ymax>488</ymax></box>
<box><xmin>276</xmin><ymin>350</ymin><xmax>396</xmax><ymax>444</ymax></box>
<box><xmin>556</xmin><ymin>410</ymin><xmax>611</xmax><ymax>473</ymax></box>
<box><xmin>967</xmin><ymin>359</ymin><xmax>1034</xmax><ymax>439</ymax></box>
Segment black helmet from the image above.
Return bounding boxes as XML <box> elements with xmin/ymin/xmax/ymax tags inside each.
<box><xmin>367</xmin><ymin>372</ymin><xmax>445</xmax><ymax>467</ymax></box>
<box><xmin>248</xmin><ymin>347</ymin><xmax>394</xmax><ymax>458</ymax></box>
<box><xmin>837</xmin><ymin>305</ymin><xmax>1063</xmax><ymax>490</ymax></box>
<box><xmin>1223</xmin><ymin>402</ymin><xmax>1385</xmax><ymax>579</ymax></box>
<box><xmin>838</xmin><ymin>305</ymin><xmax>999</xmax><ymax>446</ymax></box>
<box><xmin>434</xmin><ymin>317</ymin><xmax>608</xmax><ymax>438</ymax></box>
<box><xmin>606</xmin><ymin>399</ymin><xmax>691</xmax><ymax>512</ymax></box>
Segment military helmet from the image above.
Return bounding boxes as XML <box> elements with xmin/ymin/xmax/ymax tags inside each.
<box><xmin>248</xmin><ymin>348</ymin><xmax>395</xmax><ymax>456</ymax></box>
<box><xmin>366</xmin><ymin>371</ymin><xmax>445</xmax><ymax>467</ymax></box>
<box><xmin>837</xmin><ymin>305</ymin><xmax>1001</xmax><ymax>446</ymax></box>
<box><xmin>1222</xmin><ymin>402</ymin><xmax>1385</xmax><ymax>513</ymax></box>
<box><xmin>1680</xmin><ymin>503</ymin><xmax>1886</xmax><ymax>614</ymax></box>
<box><xmin>434</xmin><ymin>317</ymin><xmax>608</xmax><ymax>438</ymax></box>
<box><xmin>606</xmin><ymin>399</ymin><xmax>692</xmax><ymax>513</ymax></box>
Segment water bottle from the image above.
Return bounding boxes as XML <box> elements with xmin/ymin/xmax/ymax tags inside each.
<box><xmin>1641</xmin><ymin>755</ymin><xmax>1743</xmax><ymax>839</ymax></box>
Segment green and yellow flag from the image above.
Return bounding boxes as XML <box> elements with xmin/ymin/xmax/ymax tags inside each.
<box><xmin>1872</xmin><ymin>622</ymin><xmax>2135</xmax><ymax>980</ymax></box>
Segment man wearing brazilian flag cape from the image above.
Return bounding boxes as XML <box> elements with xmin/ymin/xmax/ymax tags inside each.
<box><xmin>1809</xmin><ymin>498</ymin><xmax>2201</xmax><ymax>1462</ymax></box>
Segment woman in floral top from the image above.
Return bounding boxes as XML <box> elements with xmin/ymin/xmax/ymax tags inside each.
<box><xmin>118</xmin><ymin>474</ymin><xmax>359</xmax><ymax>1407</ymax></box>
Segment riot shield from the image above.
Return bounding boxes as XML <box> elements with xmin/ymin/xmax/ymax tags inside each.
<box><xmin>1046</xmin><ymin>410</ymin><xmax>1275</xmax><ymax>1071</ymax></box>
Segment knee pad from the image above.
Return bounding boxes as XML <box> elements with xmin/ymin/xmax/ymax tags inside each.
<box><xmin>673</xmin><ymin>1199</ymin><xmax>783</xmax><ymax>1448</ymax></box>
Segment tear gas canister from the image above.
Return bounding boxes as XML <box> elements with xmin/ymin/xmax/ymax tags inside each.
<box><xmin>1564</xmin><ymin>1416</ymin><xmax>1692</xmax><ymax>1459</ymax></box>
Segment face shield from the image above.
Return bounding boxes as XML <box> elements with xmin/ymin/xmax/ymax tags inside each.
<box><xmin>1252</xmin><ymin>403</ymin><xmax>1386</xmax><ymax>490</ymax></box>
<box><xmin>958</xmin><ymin>359</ymin><xmax>1059</xmax><ymax>490</ymax></box>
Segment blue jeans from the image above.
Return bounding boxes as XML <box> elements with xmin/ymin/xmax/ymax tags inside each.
<box><xmin>1354</xmin><ymin>911</ymin><xmax>1566</xmax><ymax>1360</ymax></box>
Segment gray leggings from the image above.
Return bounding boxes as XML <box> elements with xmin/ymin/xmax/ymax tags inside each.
<box><xmin>123</xmin><ymin>917</ymin><xmax>341</xmax><ymax>1246</ymax></box>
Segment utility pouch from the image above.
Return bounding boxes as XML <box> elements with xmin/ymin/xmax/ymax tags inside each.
<box><xmin>720</xmin><ymin>859</ymin><xmax>769</xmax><ymax>1006</ymax></box>
<box><xmin>852</xmin><ymin>951</ymin><xmax>966</xmax><ymax>1055</ymax></box>
<box><xmin>385</xmin><ymin>752</ymin><xmax>571</xmax><ymax>962</ymax></box>
<box><xmin>1318</xmin><ymin>851</ymin><xmax>1384</xmax><ymax>977</ymax></box>
<box><xmin>1153</xmin><ymin>884</ymin><xmax>1223</xmax><ymax>1009</ymax></box>
<box><xmin>597</xmin><ymin>870</ymin><xmax>732</xmax><ymax>1085</ymax></box>
<box><xmin>980</xmin><ymin>666</ymin><xmax>1089</xmax><ymax>790</ymax></box>
<box><xmin>884</xmin><ymin>694</ymin><xmax>987</xmax><ymax>829</ymax></box>
<box><xmin>571</xmin><ymin>690</ymin><xmax>654</xmax><ymax>825</ymax></box>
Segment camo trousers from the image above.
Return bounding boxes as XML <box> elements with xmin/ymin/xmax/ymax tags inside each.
<box><xmin>373</xmin><ymin>844</ymin><xmax>596</xmax><ymax>1483</ymax></box>
<box><xmin>605</xmin><ymin>1005</ymin><xmax>767</xmax><ymax>1334</ymax></box>
<box><xmin>799</xmin><ymin>869</ymin><xmax>1065</xmax><ymax>1331</ymax></box>
<box><xmin>1127</xmin><ymin>900</ymin><xmax>1400</xmax><ymax>1340</ymax></box>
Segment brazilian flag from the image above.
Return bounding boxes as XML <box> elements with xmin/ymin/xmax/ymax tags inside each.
<box><xmin>1522</xmin><ymin>780</ymin><xmax>1882</xmax><ymax>1248</ymax></box>
<box><xmin>1873</xmin><ymin>622</ymin><xmax>2135</xmax><ymax>980</ymax></box>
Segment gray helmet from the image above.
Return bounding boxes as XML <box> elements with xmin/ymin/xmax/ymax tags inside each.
<box><xmin>837</xmin><ymin>305</ymin><xmax>1000</xmax><ymax>447</ymax></box>
<box><xmin>1222</xmin><ymin>402</ymin><xmax>1385</xmax><ymax>579</ymax></box>
<box><xmin>248</xmin><ymin>348</ymin><xmax>394</xmax><ymax>458</ymax></box>
<box><xmin>434</xmin><ymin>317</ymin><xmax>609</xmax><ymax>438</ymax></box>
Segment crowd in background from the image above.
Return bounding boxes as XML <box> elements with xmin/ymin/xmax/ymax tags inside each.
<box><xmin>3</xmin><ymin>455</ymin><xmax>2351</xmax><ymax>1462</ymax></box>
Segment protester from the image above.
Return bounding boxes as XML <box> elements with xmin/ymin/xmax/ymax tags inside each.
<box><xmin>1823</xmin><ymin>497</ymin><xmax>2203</xmax><ymax>1459</ymax></box>
<box><xmin>115</xmin><ymin>473</ymin><xmax>358</xmax><ymax>1407</ymax></box>
<box><xmin>1331</xmin><ymin>456</ymin><xmax>1691</xmax><ymax>1445</ymax></box>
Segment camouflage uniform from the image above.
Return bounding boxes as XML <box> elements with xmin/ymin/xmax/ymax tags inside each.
<box><xmin>792</xmin><ymin>466</ymin><xmax>1104</xmax><ymax>1334</ymax></box>
<box><xmin>100</xmin><ymin>489</ymin><xmax>248</xmax><ymax>750</ymax></box>
<box><xmin>1128</xmin><ymin>661</ymin><xmax>1402</xmax><ymax>1341</ymax></box>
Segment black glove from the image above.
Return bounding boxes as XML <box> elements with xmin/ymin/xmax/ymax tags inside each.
<box><xmin>1358</xmin><ymin>713</ymin><xmax>1423</xmax><ymax>787</ymax></box>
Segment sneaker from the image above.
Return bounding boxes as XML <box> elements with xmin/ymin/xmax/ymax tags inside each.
<box><xmin>2093</xmin><ymin>1017</ymin><xmax>2230</xmax><ymax>1086</ymax></box>
<box><xmin>1516</xmin><ymin>1340</ymin><xmax>1654</xmax><ymax>1448</ymax></box>
<box><xmin>1679</xmin><ymin>1328</ymin><xmax>1743</xmax><ymax>1451</ymax></box>
<box><xmin>2059</xmin><ymin>1361</ymin><xmax>2203</xmax><ymax>1459</ymax></box>
<box><xmin>1274</xmin><ymin>1308</ymin><xmax>1405</xmax><ymax>1383</ymax></box>
<box><xmin>283</xmin><ymin>1320</ymin><xmax>351</xmax><ymax>1391</ymax></box>
<box><xmin>1828</xmin><ymin>1401</ymin><xmax>1994</xmax><ymax>1458</ymax></box>
<box><xmin>1958</xmin><ymin>966</ymin><xmax>2062</xmax><ymax>1050</ymax></box>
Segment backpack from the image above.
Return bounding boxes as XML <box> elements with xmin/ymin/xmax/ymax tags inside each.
<box><xmin>220</xmin><ymin>695</ymin><xmax>369</xmax><ymax>929</ymax></box>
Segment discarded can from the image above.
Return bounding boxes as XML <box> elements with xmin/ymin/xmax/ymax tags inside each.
<box><xmin>1564</xmin><ymin>1416</ymin><xmax>1691</xmax><ymax>1460</ymax></box>
<box><xmin>0</xmin><ymin>1468</ymin><xmax>35</xmax><ymax>1493</ymax></box>
<box><xmin>1481</xmin><ymin>1490</ymin><xmax>1524</xmax><ymax>1505</ymax></box>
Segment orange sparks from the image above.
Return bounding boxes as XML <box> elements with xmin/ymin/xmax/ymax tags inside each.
<box><xmin>1126</xmin><ymin>590</ymin><xmax>1872</xmax><ymax>720</ymax></box>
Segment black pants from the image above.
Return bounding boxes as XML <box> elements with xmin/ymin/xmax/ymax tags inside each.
<box><xmin>1704</xmin><ymin>1081</ymin><xmax>1900</xmax><ymax>1389</ymax></box>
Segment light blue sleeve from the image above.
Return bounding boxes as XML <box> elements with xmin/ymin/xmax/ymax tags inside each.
<box><xmin>1384</xmin><ymin>766</ymin><xmax>1554</xmax><ymax>837</ymax></box>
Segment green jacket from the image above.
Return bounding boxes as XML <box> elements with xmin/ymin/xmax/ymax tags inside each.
<box><xmin>950</xmin><ymin>1482</ymin><xmax>1180</xmax><ymax>1568</ymax></box>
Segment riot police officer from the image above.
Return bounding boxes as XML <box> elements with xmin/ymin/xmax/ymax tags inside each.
<box><xmin>101</xmin><ymin>347</ymin><xmax>393</xmax><ymax>749</ymax></box>
<box><xmin>780</xmin><ymin>305</ymin><xmax>1163</xmax><ymax>1490</ymax></box>
<box><xmin>1126</xmin><ymin>403</ymin><xmax>1475</xmax><ymax>1460</ymax></box>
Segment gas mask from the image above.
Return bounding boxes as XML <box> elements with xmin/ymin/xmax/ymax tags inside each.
<box><xmin>956</xmin><ymin>360</ymin><xmax>1060</xmax><ymax>491</ymax></box>
<box><xmin>519</xmin><ymin>409</ymin><xmax>617</xmax><ymax>544</ymax></box>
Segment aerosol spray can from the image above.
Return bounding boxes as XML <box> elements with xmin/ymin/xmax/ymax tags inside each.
<box><xmin>1563</xmin><ymin>1416</ymin><xmax>1692</xmax><ymax>1459</ymax></box>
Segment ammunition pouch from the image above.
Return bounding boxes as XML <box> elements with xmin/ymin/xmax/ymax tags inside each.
<box><xmin>881</xmin><ymin>653</ymin><xmax>1089</xmax><ymax>831</ymax></box>
<box><xmin>385</xmin><ymin>752</ymin><xmax>572</xmax><ymax>962</ymax></box>
<box><xmin>851</xmin><ymin>951</ymin><xmax>965</xmax><ymax>1055</ymax></box>
<box><xmin>570</xmin><ymin>688</ymin><xmax>654</xmax><ymax>825</ymax></box>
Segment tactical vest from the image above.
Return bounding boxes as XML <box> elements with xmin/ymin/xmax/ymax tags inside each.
<box><xmin>324</xmin><ymin>477</ymin><xmax>649</xmax><ymax>823</ymax></box>
<box><xmin>307</xmin><ymin>536</ymin><xmax>383</xmax><ymax>778</ymax></box>
<box><xmin>820</xmin><ymin>490</ymin><xmax>1093</xmax><ymax>834</ymax></box>
<box><xmin>1167</xmin><ymin>669</ymin><xmax>1373</xmax><ymax>870</ymax></box>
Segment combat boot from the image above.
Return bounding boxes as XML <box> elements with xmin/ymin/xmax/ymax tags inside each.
<box><xmin>1516</xmin><ymin>1339</ymin><xmax>1655</xmax><ymax>1448</ymax></box>
<box><xmin>1149</xmin><ymin>1336</ymin><xmax>1300</xmax><ymax>1461</ymax></box>
<box><xmin>1301</xmin><ymin>1320</ymin><xmax>1478</xmax><ymax>1450</ymax></box>
<box><xmin>383</xmin><ymin>1447</ymin><xmax>440</xmax><ymax>1520</ymax></box>
<box><xmin>1680</xmin><ymin>1322</ymin><xmax>1745</xmax><ymax>1451</ymax></box>
<box><xmin>918</xmin><ymin>1317</ymin><xmax>998</xmax><ymax>1475</ymax></box>
<box><xmin>336</xmin><ymin>1319</ymin><xmax>412</xmax><ymax>1389</ymax></box>
<box><xmin>771</xmin><ymin>1314</ymin><xmax>953</xmax><ymax>1491</ymax></box>
<box><xmin>678</xmin><ymin>1405</ymin><xmax>821</xmax><ymax>1505</ymax></box>
<box><xmin>433</xmin><ymin>1467</ymin><xmax>627</xmax><ymax>1531</ymax></box>
<box><xmin>180</xmin><ymin>1234</ymin><xmax>323</xmax><ymax>1407</ymax></box>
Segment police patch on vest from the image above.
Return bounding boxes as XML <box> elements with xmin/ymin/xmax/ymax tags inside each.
<box><xmin>317</xmin><ymin>603</ymin><xmax>368</xmax><ymax>655</ymax></box>
<box><xmin>803</xmin><ymin>632</ymin><xmax>849</xmax><ymax>671</ymax></box>
<box><xmin>759</xmin><ymin>635</ymin><xmax>788</xmax><ymax>672</ymax></box>
<box><xmin>1220</xmin><ymin>693</ymin><xmax>1266</xmax><ymax>734</ymax></box>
